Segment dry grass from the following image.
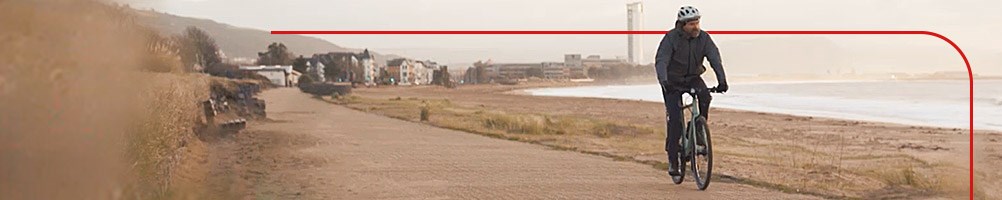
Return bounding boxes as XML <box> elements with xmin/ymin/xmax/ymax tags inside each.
<box><xmin>335</xmin><ymin>96</ymin><xmax>656</xmax><ymax>139</ymax></box>
<box><xmin>124</xmin><ymin>74</ymin><xmax>211</xmax><ymax>199</ymax></box>
<box><xmin>330</xmin><ymin>91</ymin><xmax>972</xmax><ymax>199</ymax></box>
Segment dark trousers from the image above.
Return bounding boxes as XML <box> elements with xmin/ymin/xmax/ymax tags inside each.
<box><xmin>660</xmin><ymin>77</ymin><xmax>712</xmax><ymax>164</ymax></box>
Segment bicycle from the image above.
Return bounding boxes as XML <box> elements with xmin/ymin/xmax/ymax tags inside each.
<box><xmin>670</xmin><ymin>87</ymin><xmax>723</xmax><ymax>191</ymax></box>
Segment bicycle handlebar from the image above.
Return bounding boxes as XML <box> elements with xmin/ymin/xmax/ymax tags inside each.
<box><xmin>707</xmin><ymin>87</ymin><xmax>725</xmax><ymax>94</ymax></box>
<box><xmin>663</xmin><ymin>84</ymin><xmax>726</xmax><ymax>94</ymax></box>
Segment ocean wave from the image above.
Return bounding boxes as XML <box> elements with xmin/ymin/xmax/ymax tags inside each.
<box><xmin>976</xmin><ymin>96</ymin><xmax>1002</xmax><ymax>106</ymax></box>
<box><xmin>732</xmin><ymin>79</ymin><xmax>888</xmax><ymax>85</ymax></box>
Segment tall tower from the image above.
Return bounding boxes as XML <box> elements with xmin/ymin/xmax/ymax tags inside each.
<box><xmin>626</xmin><ymin>1</ymin><xmax>644</xmax><ymax>64</ymax></box>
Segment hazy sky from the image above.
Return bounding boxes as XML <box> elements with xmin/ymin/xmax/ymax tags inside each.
<box><xmin>123</xmin><ymin>0</ymin><xmax>1000</xmax><ymax>74</ymax></box>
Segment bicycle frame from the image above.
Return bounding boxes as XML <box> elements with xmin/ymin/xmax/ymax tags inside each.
<box><xmin>680</xmin><ymin>89</ymin><xmax>700</xmax><ymax>157</ymax></box>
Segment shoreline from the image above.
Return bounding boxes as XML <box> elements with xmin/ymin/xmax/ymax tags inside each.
<box><xmin>515</xmin><ymin>80</ymin><xmax>1001</xmax><ymax>133</ymax></box>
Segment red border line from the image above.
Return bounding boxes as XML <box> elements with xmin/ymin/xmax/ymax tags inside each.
<box><xmin>272</xmin><ymin>30</ymin><xmax>975</xmax><ymax>199</ymax></box>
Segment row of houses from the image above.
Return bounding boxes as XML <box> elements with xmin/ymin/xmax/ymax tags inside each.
<box><xmin>299</xmin><ymin>51</ymin><xmax>444</xmax><ymax>86</ymax></box>
<box><xmin>385</xmin><ymin>58</ymin><xmax>440</xmax><ymax>85</ymax></box>
<box><xmin>462</xmin><ymin>54</ymin><xmax>631</xmax><ymax>83</ymax></box>
<box><xmin>237</xmin><ymin>49</ymin><xmax>449</xmax><ymax>87</ymax></box>
<box><xmin>239</xmin><ymin>52</ymin><xmax>633</xmax><ymax>87</ymax></box>
<box><xmin>304</xmin><ymin>50</ymin><xmax>378</xmax><ymax>84</ymax></box>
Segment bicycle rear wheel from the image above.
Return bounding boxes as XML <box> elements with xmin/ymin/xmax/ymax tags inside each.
<box><xmin>690</xmin><ymin>116</ymin><xmax>712</xmax><ymax>190</ymax></box>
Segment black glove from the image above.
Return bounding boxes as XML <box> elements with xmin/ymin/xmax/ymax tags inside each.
<box><xmin>715</xmin><ymin>83</ymin><xmax>729</xmax><ymax>93</ymax></box>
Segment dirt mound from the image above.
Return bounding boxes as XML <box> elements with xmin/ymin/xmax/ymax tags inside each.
<box><xmin>208</xmin><ymin>78</ymin><xmax>268</xmax><ymax>120</ymax></box>
<box><xmin>0</xmin><ymin>1</ymin><xmax>223</xmax><ymax>199</ymax></box>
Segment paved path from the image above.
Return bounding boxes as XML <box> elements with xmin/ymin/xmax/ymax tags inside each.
<box><xmin>243</xmin><ymin>88</ymin><xmax>817</xmax><ymax>199</ymax></box>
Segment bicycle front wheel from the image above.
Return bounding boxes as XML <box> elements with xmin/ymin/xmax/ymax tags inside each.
<box><xmin>671</xmin><ymin>148</ymin><xmax>687</xmax><ymax>184</ymax></box>
<box><xmin>690</xmin><ymin>116</ymin><xmax>712</xmax><ymax>190</ymax></box>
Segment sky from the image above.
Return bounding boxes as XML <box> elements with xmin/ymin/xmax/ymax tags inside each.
<box><xmin>121</xmin><ymin>0</ymin><xmax>1001</xmax><ymax>75</ymax></box>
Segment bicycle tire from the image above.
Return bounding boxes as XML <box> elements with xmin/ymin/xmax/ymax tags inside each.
<box><xmin>690</xmin><ymin>116</ymin><xmax>712</xmax><ymax>190</ymax></box>
<box><xmin>671</xmin><ymin>150</ymin><xmax>687</xmax><ymax>184</ymax></box>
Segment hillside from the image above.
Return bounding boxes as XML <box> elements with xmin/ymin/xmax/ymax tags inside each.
<box><xmin>131</xmin><ymin>9</ymin><xmax>404</xmax><ymax>65</ymax></box>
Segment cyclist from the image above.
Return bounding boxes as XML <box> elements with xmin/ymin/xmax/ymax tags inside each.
<box><xmin>654</xmin><ymin>5</ymin><xmax>729</xmax><ymax>176</ymax></box>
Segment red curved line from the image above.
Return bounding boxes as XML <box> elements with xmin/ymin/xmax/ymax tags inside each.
<box><xmin>271</xmin><ymin>30</ymin><xmax>937</xmax><ymax>35</ymax></box>
<box><xmin>271</xmin><ymin>30</ymin><xmax>659</xmax><ymax>34</ymax></box>
<box><xmin>271</xmin><ymin>29</ymin><xmax>976</xmax><ymax>199</ymax></box>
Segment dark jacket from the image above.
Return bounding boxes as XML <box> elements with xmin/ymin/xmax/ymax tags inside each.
<box><xmin>654</xmin><ymin>21</ymin><xmax>727</xmax><ymax>86</ymax></box>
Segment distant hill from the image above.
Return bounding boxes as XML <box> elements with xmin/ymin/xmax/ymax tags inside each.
<box><xmin>131</xmin><ymin>9</ymin><xmax>404</xmax><ymax>65</ymax></box>
<box><xmin>126</xmin><ymin>9</ymin><xmax>1001</xmax><ymax>76</ymax></box>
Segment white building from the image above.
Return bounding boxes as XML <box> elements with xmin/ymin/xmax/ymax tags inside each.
<box><xmin>357</xmin><ymin>50</ymin><xmax>379</xmax><ymax>86</ymax></box>
<box><xmin>288</xmin><ymin>70</ymin><xmax>302</xmax><ymax>86</ymax></box>
<box><xmin>413</xmin><ymin>60</ymin><xmax>439</xmax><ymax>85</ymax></box>
<box><xmin>411</xmin><ymin>61</ymin><xmax>429</xmax><ymax>85</ymax></box>
<box><xmin>239</xmin><ymin>65</ymin><xmax>294</xmax><ymax>86</ymax></box>
<box><xmin>627</xmin><ymin>1</ymin><xmax>644</xmax><ymax>64</ymax></box>
<box><xmin>542</xmin><ymin>62</ymin><xmax>568</xmax><ymax>79</ymax></box>
<box><xmin>306</xmin><ymin>60</ymin><xmax>325</xmax><ymax>83</ymax></box>
<box><xmin>386</xmin><ymin>58</ymin><xmax>413</xmax><ymax>85</ymax></box>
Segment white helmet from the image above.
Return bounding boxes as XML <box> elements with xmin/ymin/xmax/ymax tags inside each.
<box><xmin>677</xmin><ymin>6</ymin><xmax>701</xmax><ymax>22</ymax></box>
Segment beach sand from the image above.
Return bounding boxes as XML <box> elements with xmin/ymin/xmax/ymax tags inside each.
<box><xmin>337</xmin><ymin>82</ymin><xmax>999</xmax><ymax>199</ymax></box>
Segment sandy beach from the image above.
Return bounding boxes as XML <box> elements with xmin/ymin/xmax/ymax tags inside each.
<box><xmin>334</xmin><ymin>82</ymin><xmax>1001</xmax><ymax>199</ymax></box>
